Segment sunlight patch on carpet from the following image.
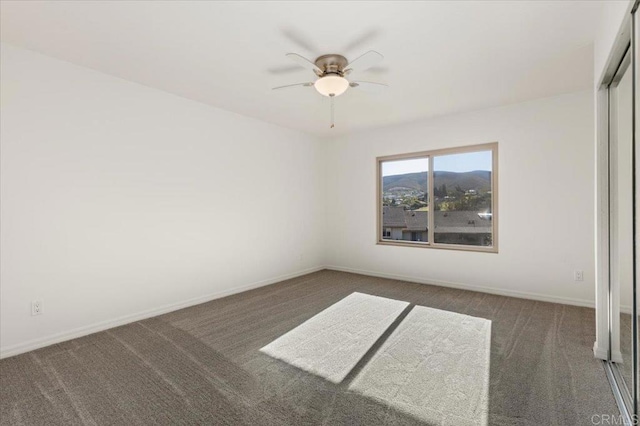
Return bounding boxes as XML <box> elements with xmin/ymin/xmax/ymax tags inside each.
<box><xmin>260</xmin><ymin>292</ymin><xmax>409</xmax><ymax>383</ymax></box>
<box><xmin>349</xmin><ymin>306</ymin><xmax>491</xmax><ymax>426</ymax></box>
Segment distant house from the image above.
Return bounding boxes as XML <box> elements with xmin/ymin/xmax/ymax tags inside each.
<box><xmin>382</xmin><ymin>206</ymin><xmax>428</xmax><ymax>241</ymax></box>
<box><xmin>382</xmin><ymin>206</ymin><xmax>407</xmax><ymax>239</ymax></box>
<box><xmin>404</xmin><ymin>210</ymin><xmax>429</xmax><ymax>242</ymax></box>
<box><xmin>433</xmin><ymin>210</ymin><xmax>492</xmax><ymax>245</ymax></box>
<box><xmin>382</xmin><ymin>206</ymin><xmax>492</xmax><ymax>245</ymax></box>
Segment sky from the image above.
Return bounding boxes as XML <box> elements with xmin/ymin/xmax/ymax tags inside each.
<box><xmin>382</xmin><ymin>151</ymin><xmax>492</xmax><ymax>176</ymax></box>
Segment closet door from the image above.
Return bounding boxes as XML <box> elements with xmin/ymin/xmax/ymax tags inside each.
<box><xmin>610</xmin><ymin>47</ymin><xmax>634</xmax><ymax>411</ymax></box>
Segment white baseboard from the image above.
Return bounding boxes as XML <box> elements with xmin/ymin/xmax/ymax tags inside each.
<box><xmin>0</xmin><ymin>266</ymin><xmax>324</xmax><ymax>359</ymax></box>
<box><xmin>326</xmin><ymin>265</ymin><xmax>596</xmax><ymax>309</ymax></box>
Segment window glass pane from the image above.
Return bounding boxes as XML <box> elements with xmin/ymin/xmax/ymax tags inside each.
<box><xmin>433</xmin><ymin>150</ymin><xmax>493</xmax><ymax>246</ymax></box>
<box><xmin>381</xmin><ymin>158</ymin><xmax>429</xmax><ymax>242</ymax></box>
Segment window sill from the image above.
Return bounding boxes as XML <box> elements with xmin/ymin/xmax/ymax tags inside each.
<box><xmin>377</xmin><ymin>240</ymin><xmax>498</xmax><ymax>253</ymax></box>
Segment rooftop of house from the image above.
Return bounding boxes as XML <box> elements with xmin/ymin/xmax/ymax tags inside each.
<box><xmin>382</xmin><ymin>206</ymin><xmax>492</xmax><ymax>233</ymax></box>
<box><xmin>382</xmin><ymin>206</ymin><xmax>407</xmax><ymax>228</ymax></box>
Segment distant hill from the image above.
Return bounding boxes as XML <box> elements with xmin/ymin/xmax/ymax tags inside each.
<box><xmin>383</xmin><ymin>170</ymin><xmax>491</xmax><ymax>192</ymax></box>
<box><xmin>383</xmin><ymin>172</ymin><xmax>428</xmax><ymax>192</ymax></box>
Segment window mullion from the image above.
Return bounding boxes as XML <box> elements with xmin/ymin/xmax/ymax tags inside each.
<box><xmin>428</xmin><ymin>155</ymin><xmax>434</xmax><ymax>245</ymax></box>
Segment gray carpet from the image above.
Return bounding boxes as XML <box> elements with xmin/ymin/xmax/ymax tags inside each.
<box><xmin>0</xmin><ymin>270</ymin><xmax>619</xmax><ymax>425</ymax></box>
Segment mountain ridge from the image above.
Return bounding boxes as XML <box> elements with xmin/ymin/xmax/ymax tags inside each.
<box><xmin>383</xmin><ymin>170</ymin><xmax>491</xmax><ymax>192</ymax></box>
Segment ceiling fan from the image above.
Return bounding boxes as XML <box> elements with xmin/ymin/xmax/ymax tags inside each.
<box><xmin>272</xmin><ymin>50</ymin><xmax>388</xmax><ymax>128</ymax></box>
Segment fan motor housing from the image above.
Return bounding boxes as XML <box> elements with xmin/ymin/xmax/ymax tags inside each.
<box><xmin>314</xmin><ymin>54</ymin><xmax>348</xmax><ymax>77</ymax></box>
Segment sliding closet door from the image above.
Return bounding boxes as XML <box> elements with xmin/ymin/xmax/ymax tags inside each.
<box><xmin>610</xmin><ymin>48</ymin><xmax>634</xmax><ymax>410</ymax></box>
<box><xmin>600</xmin><ymin>4</ymin><xmax>639</xmax><ymax>420</ymax></box>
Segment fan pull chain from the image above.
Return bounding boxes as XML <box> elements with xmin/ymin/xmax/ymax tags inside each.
<box><xmin>330</xmin><ymin>94</ymin><xmax>335</xmax><ymax>128</ymax></box>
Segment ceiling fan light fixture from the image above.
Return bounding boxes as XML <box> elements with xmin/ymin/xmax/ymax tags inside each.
<box><xmin>314</xmin><ymin>75</ymin><xmax>349</xmax><ymax>97</ymax></box>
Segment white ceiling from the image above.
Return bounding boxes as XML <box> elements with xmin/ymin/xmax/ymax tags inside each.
<box><xmin>1</xmin><ymin>1</ymin><xmax>603</xmax><ymax>136</ymax></box>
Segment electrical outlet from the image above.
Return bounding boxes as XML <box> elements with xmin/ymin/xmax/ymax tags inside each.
<box><xmin>31</xmin><ymin>300</ymin><xmax>43</xmax><ymax>316</ymax></box>
<box><xmin>574</xmin><ymin>270</ymin><xmax>584</xmax><ymax>282</ymax></box>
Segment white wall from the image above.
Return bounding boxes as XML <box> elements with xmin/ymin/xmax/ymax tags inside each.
<box><xmin>325</xmin><ymin>91</ymin><xmax>596</xmax><ymax>306</ymax></box>
<box><xmin>0</xmin><ymin>44</ymin><xmax>326</xmax><ymax>357</ymax></box>
<box><xmin>0</xmin><ymin>42</ymin><xmax>602</xmax><ymax>359</ymax></box>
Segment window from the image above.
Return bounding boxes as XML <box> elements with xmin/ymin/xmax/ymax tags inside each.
<box><xmin>377</xmin><ymin>143</ymin><xmax>497</xmax><ymax>252</ymax></box>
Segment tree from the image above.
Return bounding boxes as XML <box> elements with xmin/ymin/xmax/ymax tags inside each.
<box><xmin>433</xmin><ymin>184</ymin><xmax>447</xmax><ymax>198</ymax></box>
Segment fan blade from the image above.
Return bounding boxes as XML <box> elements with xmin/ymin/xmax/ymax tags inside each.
<box><xmin>349</xmin><ymin>81</ymin><xmax>388</xmax><ymax>92</ymax></box>
<box><xmin>345</xmin><ymin>50</ymin><xmax>383</xmax><ymax>73</ymax></box>
<box><xmin>272</xmin><ymin>82</ymin><xmax>314</xmax><ymax>90</ymax></box>
<box><xmin>285</xmin><ymin>53</ymin><xmax>322</xmax><ymax>74</ymax></box>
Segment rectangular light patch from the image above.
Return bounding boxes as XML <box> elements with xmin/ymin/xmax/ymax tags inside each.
<box><xmin>260</xmin><ymin>292</ymin><xmax>409</xmax><ymax>383</ymax></box>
